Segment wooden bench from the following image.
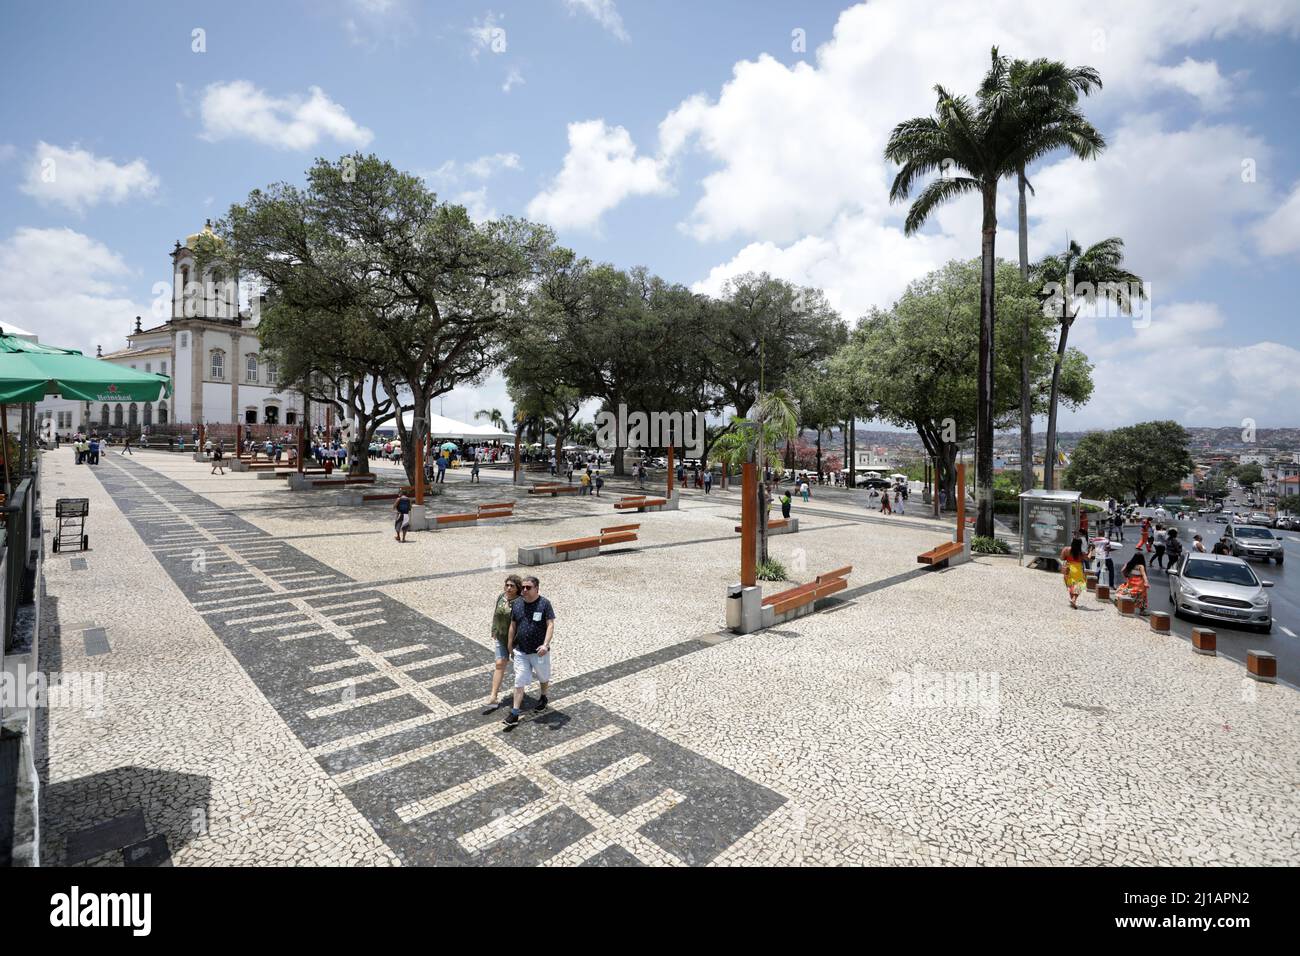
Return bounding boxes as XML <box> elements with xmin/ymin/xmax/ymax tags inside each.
<box><xmin>734</xmin><ymin>517</ymin><xmax>797</xmax><ymax>534</ymax></box>
<box><xmin>519</xmin><ymin>524</ymin><xmax>640</xmax><ymax>565</ymax></box>
<box><xmin>528</xmin><ymin>483</ymin><xmax>580</xmax><ymax>496</ymax></box>
<box><xmin>309</xmin><ymin>474</ymin><xmax>377</xmax><ymax>487</ymax></box>
<box><xmin>429</xmin><ymin>501</ymin><xmax>516</xmax><ymax>530</ymax></box>
<box><xmin>917</xmin><ymin>540</ymin><xmax>964</xmax><ymax>567</ymax></box>
<box><xmin>614</xmin><ymin>496</ymin><xmax>669</xmax><ymax>512</ymax></box>
<box><xmin>763</xmin><ymin>566</ymin><xmax>852</xmax><ymax>619</ymax></box>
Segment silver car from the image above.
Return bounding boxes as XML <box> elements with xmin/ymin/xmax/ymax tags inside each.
<box><xmin>1168</xmin><ymin>554</ymin><xmax>1273</xmax><ymax>633</ymax></box>
<box><xmin>1224</xmin><ymin>523</ymin><xmax>1284</xmax><ymax>564</ymax></box>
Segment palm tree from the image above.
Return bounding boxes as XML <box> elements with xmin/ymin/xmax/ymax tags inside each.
<box><xmin>884</xmin><ymin>46</ymin><xmax>1105</xmax><ymax>536</ymax></box>
<box><xmin>475</xmin><ymin>407</ymin><xmax>506</xmax><ymax>432</ymax></box>
<box><xmin>997</xmin><ymin>57</ymin><xmax>1103</xmax><ymax>493</ymax></box>
<box><xmin>1037</xmin><ymin>236</ymin><xmax>1144</xmax><ymax>489</ymax></box>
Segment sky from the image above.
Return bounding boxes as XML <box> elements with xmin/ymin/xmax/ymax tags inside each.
<box><xmin>2</xmin><ymin>0</ymin><xmax>1300</xmax><ymax>432</ymax></box>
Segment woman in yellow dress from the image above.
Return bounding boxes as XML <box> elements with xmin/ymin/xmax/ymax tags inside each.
<box><xmin>1060</xmin><ymin>537</ymin><xmax>1086</xmax><ymax>609</ymax></box>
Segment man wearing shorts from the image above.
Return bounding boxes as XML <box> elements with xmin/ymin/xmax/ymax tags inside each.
<box><xmin>503</xmin><ymin>576</ymin><xmax>555</xmax><ymax>727</ymax></box>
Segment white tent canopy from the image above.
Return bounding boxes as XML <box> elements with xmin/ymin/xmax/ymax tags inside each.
<box><xmin>376</xmin><ymin>410</ymin><xmax>513</xmax><ymax>440</ymax></box>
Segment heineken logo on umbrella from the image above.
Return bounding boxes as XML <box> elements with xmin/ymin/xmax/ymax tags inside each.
<box><xmin>107</xmin><ymin>384</ymin><xmax>118</xmax><ymax>394</ymax></box>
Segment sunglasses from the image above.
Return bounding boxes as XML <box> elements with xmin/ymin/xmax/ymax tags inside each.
<box><xmin>521</xmin><ymin>584</ymin><xmax>537</xmax><ymax>591</ymax></box>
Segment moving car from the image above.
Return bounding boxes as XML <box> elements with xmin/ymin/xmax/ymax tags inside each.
<box><xmin>1223</xmin><ymin>523</ymin><xmax>1284</xmax><ymax>564</ymax></box>
<box><xmin>1168</xmin><ymin>553</ymin><xmax>1273</xmax><ymax>633</ymax></box>
<box><xmin>1214</xmin><ymin>513</ymin><xmax>1230</xmax><ymax>524</ymax></box>
<box><xmin>1247</xmin><ymin>512</ymin><xmax>1275</xmax><ymax>528</ymax></box>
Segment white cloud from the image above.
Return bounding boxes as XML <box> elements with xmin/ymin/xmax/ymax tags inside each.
<box><xmin>1152</xmin><ymin>57</ymin><xmax>1235</xmax><ymax>110</ymax></box>
<box><xmin>563</xmin><ymin>0</ymin><xmax>629</xmax><ymax>41</ymax></box>
<box><xmin>20</xmin><ymin>142</ymin><xmax>158</xmax><ymax>213</ymax></box>
<box><xmin>424</xmin><ymin>153</ymin><xmax>521</xmax><ymax>222</ymax></box>
<box><xmin>1061</xmin><ymin>301</ymin><xmax>1300</xmax><ymax>428</ymax></box>
<box><xmin>0</xmin><ymin>227</ymin><xmax>148</xmax><ymax>355</ymax></box>
<box><xmin>1027</xmin><ymin>116</ymin><xmax>1274</xmax><ymax>280</ymax></box>
<box><xmin>526</xmin><ymin>120</ymin><xmax>671</xmax><ymax>232</ymax></box>
<box><xmin>197</xmin><ymin>80</ymin><xmax>373</xmax><ymax>150</ymax></box>
<box><xmin>1254</xmin><ymin>180</ymin><xmax>1300</xmax><ymax>257</ymax></box>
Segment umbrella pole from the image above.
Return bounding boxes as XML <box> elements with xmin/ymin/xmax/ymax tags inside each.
<box><xmin>2</xmin><ymin>404</ymin><xmax>11</xmax><ymax>500</ymax></box>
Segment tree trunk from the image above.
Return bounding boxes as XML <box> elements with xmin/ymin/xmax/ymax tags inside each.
<box><xmin>1017</xmin><ymin>167</ymin><xmax>1035</xmax><ymax>495</ymax></box>
<box><xmin>975</xmin><ymin>185</ymin><xmax>997</xmax><ymax>538</ymax></box>
<box><xmin>815</xmin><ymin>429</ymin><xmax>822</xmax><ymax>478</ymax></box>
<box><xmin>848</xmin><ymin>417</ymin><xmax>856</xmax><ymax>488</ymax></box>
<box><xmin>1043</xmin><ymin>299</ymin><xmax>1075</xmax><ymax>492</ymax></box>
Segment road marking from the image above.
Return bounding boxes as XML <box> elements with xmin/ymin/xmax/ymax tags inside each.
<box><xmin>1281</xmin><ymin>626</ymin><xmax>1297</xmax><ymax>638</ymax></box>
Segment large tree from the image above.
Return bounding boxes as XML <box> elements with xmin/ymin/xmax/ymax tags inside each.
<box><xmin>998</xmin><ymin>56</ymin><xmax>1103</xmax><ymax>493</ymax></box>
<box><xmin>885</xmin><ymin>46</ymin><xmax>1105</xmax><ymax>536</ymax></box>
<box><xmin>203</xmin><ymin>153</ymin><xmax>557</xmax><ymax>485</ymax></box>
<box><xmin>831</xmin><ymin>258</ymin><xmax>1092</xmax><ymax>509</ymax></box>
<box><xmin>1037</xmin><ymin>236</ymin><xmax>1144</xmax><ymax>489</ymax></box>
<box><xmin>1065</xmin><ymin>421</ymin><xmax>1193</xmax><ymax>503</ymax></box>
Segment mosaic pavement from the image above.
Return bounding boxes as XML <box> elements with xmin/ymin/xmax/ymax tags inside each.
<box><xmin>81</xmin><ymin>457</ymin><xmax>783</xmax><ymax>866</ymax></box>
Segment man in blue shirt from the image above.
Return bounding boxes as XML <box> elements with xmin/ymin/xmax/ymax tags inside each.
<box><xmin>503</xmin><ymin>575</ymin><xmax>555</xmax><ymax>726</ymax></box>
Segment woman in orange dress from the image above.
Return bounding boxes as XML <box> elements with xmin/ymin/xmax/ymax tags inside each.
<box><xmin>1060</xmin><ymin>537</ymin><xmax>1087</xmax><ymax>609</ymax></box>
<box><xmin>1116</xmin><ymin>552</ymin><xmax>1150</xmax><ymax>614</ymax></box>
<box><xmin>1135</xmin><ymin>517</ymin><xmax>1151</xmax><ymax>553</ymax></box>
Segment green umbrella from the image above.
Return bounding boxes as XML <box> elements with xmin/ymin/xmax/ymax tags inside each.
<box><xmin>0</xmin><ymin>332</ymin><xmax>172</xmax><ymax>403</ymax></box>
<box><xmin>440</xmin><ymin>441</ymin><xmax>459</xmax><ymax>451</ymax></box>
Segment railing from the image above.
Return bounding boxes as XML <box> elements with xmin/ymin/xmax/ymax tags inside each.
<box><xmin>2</xmin><ymin>476</ymin><xmax>36</xmax><ymax>654</ymax></box>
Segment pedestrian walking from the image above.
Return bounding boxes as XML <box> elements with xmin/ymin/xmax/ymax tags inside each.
<box><xmin>593</xmin><ymin>473</ymin><xmax>604</xmax><ymax>497</ymax></box>
<box><xmin>210</xmin><ymin>443</ymin><xmax>226</xmax><ymax>475</ymax></box>
<box><xmin>471</xmin><ymin>457</ymin><xmax>480</xmax><ymax>483</ymax></box>
<box><xmin>120</xmin><ymin>435</ymin><xmax>133</xmax><ymax>455</ymax></box>
<box><xmin>895</xmin><ymin>492</ymin><xmax>905</xmax><ymax>516</ymax></box>
<box><xmin>1094</xmin><ymin>536</ymin><xmax>1116</xmax><ymax>589</ymax></box>
<box><xmin>1061</xmin><ymin>536</ymin><xmax>1086</xmax><ymax>609</ymax></box>
<box><xmin>1151</xmin><ymin>523</ymin><xmax>1168</xmax><ymax>570</ymax></box>
<box><xmin>503</xmin><ymin>576</ymin><xmax>555</xmax><ymax>727</ymax></box>
<box><xmin>780</xmin><ymin>489</ymin><xmax>792</xmax><ymax>519</ymax></box>
<box><xmin>1165</xmin><ymin>527</ymin><xmax>1183</xmax><ymax>569</ymax></box>
<box><xmin>703</xmin><ymin>469</ymin><xmax>712</xmax><ymax>494</ymax></box>
<box><xmin>482</xmin><ymin>574</ymin><xmax>523</xmax><ymax>714</ymax></box>
<box><xmin>800</xmin><ymin>479</ymin><xmax>810</xmax><ymax>503</ymax></box>
<box><xmin>393</xmin><ymin>491</ymin><xmax>412</xmax><ymax>542</ymax></box>
<box><xmin>1192</xmin><ymin>533</ymin><xmax>1206</xmax><ymax>553</ymax></box>
<box><xmin>880</xmin><ymin>491</ymin><xmax>892</xmax><ymax>515</ymax></box>
<box><xmin>580</xmin><ymin>468</ymin><xmax>592</xmax><ymax>496</ymax></box>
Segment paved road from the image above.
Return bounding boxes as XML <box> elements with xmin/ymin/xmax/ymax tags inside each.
<box><xmin>1099</xmin><ymin>510</ymin><xmax>1298</xmax><ymax>686</ymax></box>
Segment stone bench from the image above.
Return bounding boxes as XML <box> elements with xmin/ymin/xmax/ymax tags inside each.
<box><xmin>518</xmin><ymin>523</ymin><xmax>640</xmax><ymax>566</ymax></box>
<box><xmin>259</xmin><ymin>467</ymin><xmax>327</xmax><ymax>480</ymax></box>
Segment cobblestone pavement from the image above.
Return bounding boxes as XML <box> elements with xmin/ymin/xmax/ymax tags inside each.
<box><xmin>36</xmin><ymin>449</ymin><xmax>1300</xmax><ymax>865</ymax></box>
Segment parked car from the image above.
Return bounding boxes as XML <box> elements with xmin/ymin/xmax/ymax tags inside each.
<box><xmin>1168</xmin><ymin>553</ymin><xmax>1273</xmax><ymax>633</ymax></box>
<box><xmin>1247</xmin><ymin>512</ymin><xmax>1276</xmax><ymax>528</ymax></box>
<box><xmin>1223</xmin><ymin>523</ymin><xmax>1284</xmax><ymax>564</ymax></box>
<box><xmin>1277</xmin><ymin>515</ymin><xmax>1299</xmax><ymax>530</ymax></box>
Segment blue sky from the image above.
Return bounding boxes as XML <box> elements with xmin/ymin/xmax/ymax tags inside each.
<box><xmin>3</xmin><ymin>0</ymin><xmax>1300</xmax><ymax>430</ymax></box>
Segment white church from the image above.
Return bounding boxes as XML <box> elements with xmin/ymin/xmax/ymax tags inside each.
<box><xmin>87</xmin><ymin>221</ymin><xmax>321</xmax><ymax>433</ymax></box>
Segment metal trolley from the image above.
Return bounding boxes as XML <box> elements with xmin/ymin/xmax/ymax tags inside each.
<box><xmin>53</xmin><ymin>497</ymin><xmax>90</xmax><ymax>553</ymax></box>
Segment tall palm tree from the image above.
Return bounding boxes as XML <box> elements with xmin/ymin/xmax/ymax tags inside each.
<box><xmin>885</xmin><ymin>46</ymin><xmax>1105</xmax><ymax>536</ymax></box>
<box><xmin>997</xmin><ymin>57</ymin><xmax>1103</xmax><ymax>493</ymax></box>
<box><xmin>1037</xmin><ymin>236</ymin><xmax>1144</xmax><ymax>489</ymax></box>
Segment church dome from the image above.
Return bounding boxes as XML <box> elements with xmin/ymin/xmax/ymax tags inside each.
<box><xmin>185</xmin><ymin>219</ymin><xmax>223</xmax><ymax>249</ymax></box>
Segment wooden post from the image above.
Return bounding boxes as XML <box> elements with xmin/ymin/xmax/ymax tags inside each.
<box><xmin>956</xmin><ymin>462</ymin><xmax>966</xmax><ymax>544</ymax></box>
<box><xmin>1</xmin><ymin>404</ymin><xmax>11</xmax><ymax>500</ymax></box>
<box><xmin>236</xmin><ymin>423</ymin><xmax>242</xmax><ymax>456</ymax></box>
<box><xmin>297</xmin><ymin>425</ymin><xmax>305</xmax><ymax>474</ymax></box>
<box><xmin>666</xmin><ymin>444</ymin><xmax>675</xmax><ymax>497</ymax></box>
<box><xmin>741</xmin><ymin>462</ymin><xmax>756</xmax><ymax>587</ymax></box>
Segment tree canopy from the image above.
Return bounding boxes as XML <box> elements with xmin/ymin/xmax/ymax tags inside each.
<box><xmin>1064</xmin><ymin>421</ymin><xmax>1194</xmax><ymax>503</ymax></box>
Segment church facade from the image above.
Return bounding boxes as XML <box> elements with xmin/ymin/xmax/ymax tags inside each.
<box><xmin>94</xmin><ymin>222</ymin><xmax>320</xmax><ymax>431</ymax></box>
